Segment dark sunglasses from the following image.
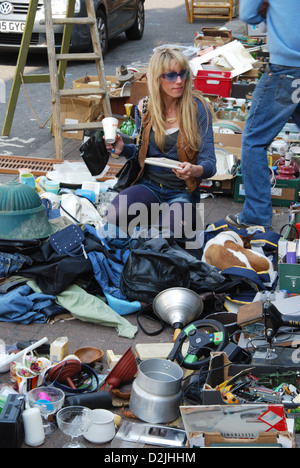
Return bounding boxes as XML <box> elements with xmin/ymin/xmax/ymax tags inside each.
<box><xmin>161</xmin><ymin>69</ymin><xmax>189</xmax><ymax>82</ymax></box>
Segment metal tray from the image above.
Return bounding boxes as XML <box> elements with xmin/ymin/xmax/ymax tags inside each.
<box><xmin>114</xmin><ymin>421</ymin><xmax>187</xmax><ymax>447</ymax></box>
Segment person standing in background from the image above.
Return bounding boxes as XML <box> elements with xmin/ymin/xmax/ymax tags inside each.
<box><xmin>226</xmin><ymin>0</ymin><xmax>300</xmax><ymax>230</ymax></box>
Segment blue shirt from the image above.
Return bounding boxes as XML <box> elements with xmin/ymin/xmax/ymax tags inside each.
<box><xmin>240</xmin><ymin>0</ymin><xmax>300</xmax><ymax>67</ymax></box>
<box><xmin>121</xmin><ymin>97</ymin><xmax>216</xmax><ymax>180</ymax></box>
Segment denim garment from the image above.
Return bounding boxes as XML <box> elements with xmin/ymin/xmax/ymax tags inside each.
<box><xmin>0</xmin><ymin>252</ymin><xmax>32</xmax><ymax>277</ymax></box>
<box><xmin>0</xmin><ymin>284</ymin><xmax>56</xmax><ymax>324</ymax></box>
<box><xmin>239</xmin><ymin>64</ymin><xmax>300</xmax><ymax>228</ymax></box>
<box><xmin>88</xmin><ymin>249</ymin><xmax>130</xmax><ymax>300</ymax></box>
<box><xmin>139</xmin><ymin>177</ymin><xmax>198</xmax><ymax>205</ymax></box>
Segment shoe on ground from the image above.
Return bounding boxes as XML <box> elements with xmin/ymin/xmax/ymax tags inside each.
<box><xmin>225</xmin><ymin>214</ymin><xmax>259</xmax><ymax>229</ymax></box>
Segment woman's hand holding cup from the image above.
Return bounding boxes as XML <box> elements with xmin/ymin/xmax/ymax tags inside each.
<box><xmin>104</xmin><ymin>133</ymin><xmax>124</xmax><ymax>156</ymax></box>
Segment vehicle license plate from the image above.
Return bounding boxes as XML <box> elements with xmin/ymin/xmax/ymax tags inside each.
<box><xmin>0</xmin><ymin>21</ymin><xmax>25</xmax><ymax>33</ymax></box>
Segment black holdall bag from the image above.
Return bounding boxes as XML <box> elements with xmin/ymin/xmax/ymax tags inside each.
<box><xmin>80</xmin><ymin>128</ymin><xmax>110</xmax><ymax>176</ymax></box>
<box><xmin>120</xmin><ymin>249</ymin><xmax>191</xmax><ymax>303</ymax></box>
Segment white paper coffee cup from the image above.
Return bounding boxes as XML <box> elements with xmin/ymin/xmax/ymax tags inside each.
<box><xmin>102</xmin><ymin>117</ymin><xmax>119</xmax><ymax>144</ymax></box>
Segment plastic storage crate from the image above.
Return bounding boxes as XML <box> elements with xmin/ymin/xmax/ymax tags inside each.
<box><xmin>194</xmin><ymin>70</ymin><xmax>232</xmax><ymax>97</ymax></box>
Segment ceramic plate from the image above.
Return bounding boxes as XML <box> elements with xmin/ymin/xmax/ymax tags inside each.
<box><xmin>145</xmin><ymin>157</ymin><xmax>181</xmax><ymax>169</ymax></box>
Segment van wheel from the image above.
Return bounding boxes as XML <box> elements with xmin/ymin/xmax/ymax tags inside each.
<box><xmin>125</xmin><ymin>1</ymin><xmax>145</xmax><ymax>40</ymax></box>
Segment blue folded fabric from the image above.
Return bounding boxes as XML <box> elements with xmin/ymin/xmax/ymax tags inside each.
<box><xmin>104</xmin><ymin>291</ymin><xmax>141</xmax><ymax>316</ymax></box>
<box><xmin>0</xmin><ymin>284</ymin><xmax>56</xmax><ymax>324</ymax></box>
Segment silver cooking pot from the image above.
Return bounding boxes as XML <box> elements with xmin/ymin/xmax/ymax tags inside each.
<box><xmin>129</xmin><ymin>359</ymin><xmax>183</xmax><ymax>424</ymax></box>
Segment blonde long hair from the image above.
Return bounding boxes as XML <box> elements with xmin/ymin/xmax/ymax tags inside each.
<box><xmin>146</xmin><ymin>47</ymin><xmax>213</xmax><ymax>153</ymax></box>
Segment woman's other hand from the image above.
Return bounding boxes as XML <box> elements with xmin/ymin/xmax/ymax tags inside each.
<box><xmin>173</xmin><ymin>161</ymin><xmax>203</xmax><ymax>180</ymax></box>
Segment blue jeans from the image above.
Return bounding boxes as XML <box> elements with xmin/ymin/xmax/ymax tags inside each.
<box><xmin>239</xmin><ymin>64</ymin><xmax>300</xmax><ymax>228</ymax></box>
<box><xmin>0</xmin><ymin>252</ymin><xmax>32</xmax><ymax>277</ymax></box>
<box><xmin>139</xmin><ymin>177</ymin><xmax>197</xmax><ymax>204</ymax></box>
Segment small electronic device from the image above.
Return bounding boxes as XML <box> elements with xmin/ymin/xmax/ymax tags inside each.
<box><xmin>0</xmin><ymin>394</ymin><xmax>25</xmax><ymax>448</ymax></box>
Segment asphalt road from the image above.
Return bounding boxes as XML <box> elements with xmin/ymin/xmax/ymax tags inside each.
<box><xmin>0</xmin><ymin>0</ymin><xmax>226</xmax><ymax>158</ymax></box>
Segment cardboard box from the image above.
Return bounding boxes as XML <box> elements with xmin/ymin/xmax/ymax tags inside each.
<box><xmin>234</xmin><ymin>172</ymin><xmax>300</xmax><ymax>207</ymax></box>
<box><xmin>214</xmin><ymin>131</ymin><xmax>243</xmax><ymax>149</ymax></box>
<box><xmin>188</xmin><ymin>431</ymin><xmax>294</xmax><ymax>448</ymax></box>
<box><xmin>74</xmin><ymin>73</ymin><xmax>149</xmax><ymax>108</ymax></box>
<box><xmin>190</xmin><ymin>40</ymin><xmax>256</xmax><ymax>79</ymax></box>
<box><xmin>278</xmin><ymin>261</ymin><xmax>300</xmax><ymax>294</ymax></box>
<box><xmin>194</xmin><ymin>27</ymin><xmax>232</xmax><ymax>49</ymax></box>
<box><xmin>200</xmin><ymin>122</ymin><xmax>242</xmax><ymax>195</ymax></box>
<box><xmin>201</xmin><ymin>27</ymin><xmax>232</xmax><ymax>39</ymax></box>
<box><xmin>130</xmin><ymin>75</ymin><xmax>148</xmax><ymax>105</ymax></box>
<box><xmin>73</xmin><ymin>74</ymin><xmax>117</xmax><ymax>89</ymax></box>
<box><xmin>232</xmin><ymin>66</ymin><xmax>261</xmax><ymax>82</ymax></box>
<box><xmin>185</xmin><ymin>352</ymin><xmax>296</xmax><ymax>445</ymax></box>
<box><xmin>180</xmin><ymin>401</ymin><xmax>294</xmax><ymax>448</ymax></box>
<box><xmin>60</xmin><ymin>95</ymin><xmax>103</xmax><ymax>140</ymax></box>
<box><xmin>194</xmin><ymin>36</ymin><xmax>232</xmax><ymax>49</ymax></box>
<box><xmin>73</xmin><ymin>75</ymin><xmax>130</xmax><ymax>116</ymax></box>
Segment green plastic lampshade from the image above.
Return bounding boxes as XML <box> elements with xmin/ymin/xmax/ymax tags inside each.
<box><xmin>0</xmin><ymin>181</ymin><xmax>56</xmax><ymax>240</ymax></box>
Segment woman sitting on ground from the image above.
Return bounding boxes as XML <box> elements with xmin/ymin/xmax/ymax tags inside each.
<box><xmin>105</xmin><ymin>47</ymin><xmax>216</xmax><ymax>243</ymax></box>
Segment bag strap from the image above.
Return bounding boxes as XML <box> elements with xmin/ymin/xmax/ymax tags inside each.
<box><xmin>136</xmin><ymin>303</ymin><xmax>166</xmax><ymax>336</ymax></box>
<box><xmin>135</xmin><ymin>96</ymin><xmax>149</xmax><ymax>159</ymax></box>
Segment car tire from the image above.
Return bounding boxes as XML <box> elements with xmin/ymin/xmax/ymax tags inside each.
<box><xmin>96</xmin><ymin>9</ymin><xmax>108</xmax><ymax>56</ymax></box>
<box><xmin>125</xmin><ymin>0</ymin><xmax>145</xmax><ymax>41</ymax></box>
